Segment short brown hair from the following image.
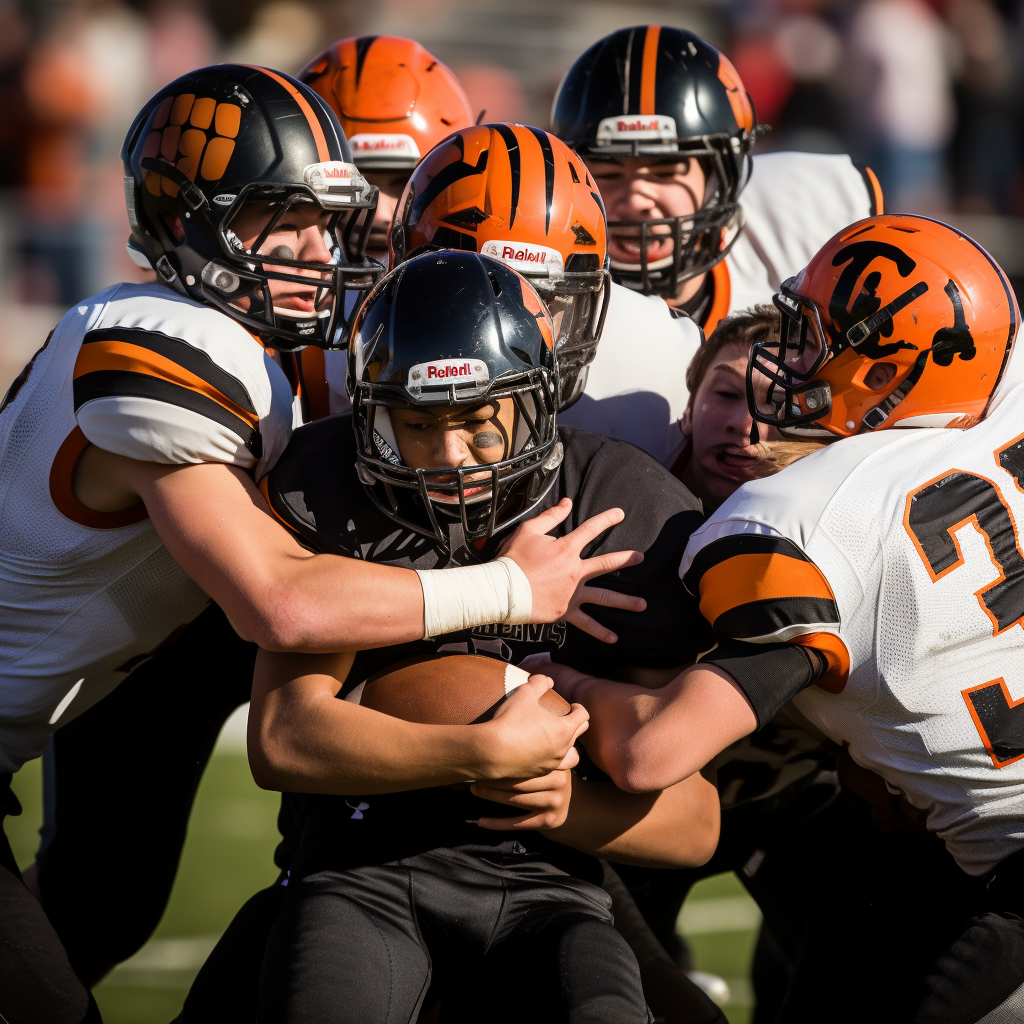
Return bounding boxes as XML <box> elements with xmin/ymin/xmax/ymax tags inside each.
<box><xmin>685</xmin><ymin>304</ymin><xmax>781</xmax><ymax>405</ymax></box>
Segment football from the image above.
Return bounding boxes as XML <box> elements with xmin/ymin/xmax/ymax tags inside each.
<box><xmin>356</xmin><ymin>654</ymin><xmax>571</xmax><ymax>725</ymax></box>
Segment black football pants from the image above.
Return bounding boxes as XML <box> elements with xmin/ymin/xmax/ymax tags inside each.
<box><xmin>257</xmin><ymin>846</ymin><xmax>653</xmax><ymax>1024</ymax></box>
<box><xmin>0</xmin><ymin>776</ymin><xmax>102</xmax><ymax>1024</ymax></box>
<box><xmin>35</xmin><ymin>604</ymin><xmax>256</xmax><ymax>970</ymax></box>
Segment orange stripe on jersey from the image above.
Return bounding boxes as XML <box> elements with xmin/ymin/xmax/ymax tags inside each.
<box><xmin>698</xmin><ymin>551</ymin><xmax>836</xmax><ymax>629</ymax></box>
<box><xmin>250</xmin><ymin>66</ymin><xmax>329</xmax><ymax>162</ymax></box>
<box><xmin>299</xmin><ymin>346</ymin><xmax>331</xmax><ymax>421</ymax></box>
<box><xmin>863</xmin><ymin>165</ymin><xmax>884</xmax><ymax>215</ymax></box>
<box><xmin>701</xmin><ymin>260</ymin><xmax>731</xmax><ymax>335</ymax></box>
<box><xmin>49</xmin><ymin>427</ymin><xmax>149</xmax><ymax>529</ymax></box>
<box><xmin>792</xmin><ymin>631</ymin><xmax>850</xmax><ymax>694</ymax></box>
<box><xmin>639</xmin><ymin>26</ymin><xmax>660</xmax><ymax>115</ymax></box>
<box><xmin>74</xmin><ymin>340</ymin><xmax>259</xmax><ymax>432</ymax></box>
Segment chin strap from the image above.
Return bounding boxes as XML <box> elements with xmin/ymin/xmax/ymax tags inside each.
<box><xmin>749</xmin><ymin>419</ymin><xmax>761</xmax><ymax>445</ymax></box>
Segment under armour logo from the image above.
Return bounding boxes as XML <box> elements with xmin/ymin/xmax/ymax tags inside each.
<box><xmin>346</xmin><ymin>800</ymin><xmax>370</xmax><ymax>820</ymax></box>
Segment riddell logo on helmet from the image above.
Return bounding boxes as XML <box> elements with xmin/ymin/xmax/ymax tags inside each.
<box><xmin>595</xmin><ymin>114</ymin><xmax>677</xmax><ymax>142</ymax></box>
<box><xmin>408</xmin><ymin>358</ymin><xmax>490</xmax><ymax>389</ymax></box>
<box><xmin>349</xmin><ymin>134</ymin><xmax>421</xmax><ymax>162</ymax></box>
<box><xmin>481</xmin><ymin>240</ymin><xmax>564</xmax><ymax>276</ymax></box>
<box><xmin>303</xmin><ymin>162</ymin><xmax>368</xmax><ymax>208</ymax></box>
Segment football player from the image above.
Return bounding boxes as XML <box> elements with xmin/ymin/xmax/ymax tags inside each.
<box><xmin>390</xmin><ymin>121</ymin><xmax>702</xmax><ymax>464</ymax></box>
<box><xmin>176</xmin><ymin>251</ymin><xmax>725</xmax><ymax>1024</ymax></box>
<box><xmin>297</xmin><ymin>36</ymin><xmax>476</xmax><ymax>418</ymax></box>
<box><xmin>0</xmin><ymin>66</ymin><xmax>640</xmax><ymax>1010</ymax></box>
<box><xmin>550</xmin><ymin>26</ymin><xmax>883</xmax><ymax>462</ymax></box>
<box><xmin>545</xmin><ymin>215</ymin><xmax>1024</xmax><ymax>1022</ymax></box>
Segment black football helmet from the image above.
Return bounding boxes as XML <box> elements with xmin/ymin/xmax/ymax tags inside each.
<box><xmin>551</xmin><ymin>26</ymin><xmax>761</xmax><ymax>296</ymax></box>
<box><xmin>121</xmin><ymin>64</ymin><xmax>383</xmax><ymax>350</ymax></box>
<box><xmin>349</xmin><ymin>251</ymin><xmax>562</xmax><ymax>546</ymax></box>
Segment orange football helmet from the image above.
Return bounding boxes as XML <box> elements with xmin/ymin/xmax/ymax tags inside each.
<box><xmin>298</xmin><ymin>36</ymin><xmax>474</xmax><ymax>170</ymax></box>
<box><xmin>749</xmin><ymin>215</ymin><xmax>1018</xmax><ymax>438</ymax></box>
<box><xmin>390</xmin><ymin>123</ymin><xmax>611</xmax><ymax>409</ymax></box>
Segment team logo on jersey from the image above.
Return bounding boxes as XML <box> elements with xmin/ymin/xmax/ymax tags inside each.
<box><xmin>348</xmin><ymin>133</ymin><xmax>421</xmax><ymax>162</ymax></box>
<box><xmin>595</xmin><ymin>114</ymin><xmax>677</xmax><ymax>143</ymax></box>
<box><xmin>481</xmin><ymin>240</ymin><xmax>564</xmax><ymax>277</ymax></box>
<box><xmin>407</xmin><ymin>358</ymin><xmax>489</xmax><ymax>390</ymax></box>
<box><xmin>303</xmin><ymin>162</ymin><xmax>370</xmax><ymax>207</ymax></box>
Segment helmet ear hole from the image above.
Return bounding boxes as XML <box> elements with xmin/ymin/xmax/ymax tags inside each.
<box><xmin>864</xmin><ymin>362</ymin><xmax>898</xmax><ymax>391</ymax></box>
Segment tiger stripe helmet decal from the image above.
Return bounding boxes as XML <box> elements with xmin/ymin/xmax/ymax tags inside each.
<box><xmin>300</xmin><ymin>36</ymin><xmax>474</xmax><ymax>170</ymax></box>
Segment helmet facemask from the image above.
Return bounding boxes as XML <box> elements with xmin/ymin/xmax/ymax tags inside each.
<box><xmin>353</xmin><ymin>371</ymin><xmax>562</xmax><ymax>547</ymax></box>
<box><xmin>532</xmin><ymin>254</ymin><xmax>611</xmax><ymax>411</ymax></box>
<box><xmin>602</xmin><ymin>142</ymin><xmax>749</xmax><ymax>297</ymax></box>
<box><xmin>189</xmin><ymin>180</ymin><xmax>379</xmax><ymax>350</ymax></box>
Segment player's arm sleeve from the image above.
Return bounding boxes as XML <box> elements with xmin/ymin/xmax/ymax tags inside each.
<box><xmin>72</xmin><ymin>326</ymin><xmax>267</xmax><ymax>468</ymax></box>
<box><xmin>682</xmin><ymin>533</ymin><xmax>850</xmax><ymax>727</ymax></box>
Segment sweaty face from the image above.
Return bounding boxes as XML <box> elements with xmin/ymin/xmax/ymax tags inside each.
<box><xmin>230</xmin><ymin>200</ymin><xmax>335</xmax><ymax>315</ymax></box>
<box><xmin>363</xmin><ymin>170</ymin><xmax>411</xmax><ymax>267</ymax></box>
<box><xmin>587</xmin><ymin>156</ymin><xmax>708</xmax><ymax>270</ymax></box>
<box><xmin>390</xmin><ymin>399</ymin><xmax>518</xmax><ymax>501</ymax></box>
<box><xmin>680</xmin><ymin>341</ymin><xmax>782</xmax><ymax>511</ymax></box>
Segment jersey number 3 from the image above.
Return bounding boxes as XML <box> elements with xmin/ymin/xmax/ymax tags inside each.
<box><xmin>904</xmin><ymin>434</ymin><xmax>1024</xmax><ymax>768</ymax></box>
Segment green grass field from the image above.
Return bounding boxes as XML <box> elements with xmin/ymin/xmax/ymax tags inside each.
<box><xmin>7</xmin><ymin>746</ymin><xmax>759</xmax><ymax>1024</ymax></box>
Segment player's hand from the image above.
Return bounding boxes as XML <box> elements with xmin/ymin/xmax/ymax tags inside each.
<box><xmin>500</xmin><ymin>498</ymin><xmax>646</xmax><ymax>643</ymax></box>
<box><xmin>479</xmin><ymin>674</ymin><xmax>587</xmax><ymax>780</ymax></box>
<box><xmin>472</xmin><ymin>768</ymin><xmax>573</xmax><ymax>830</ymax></box>
<box><xmin>518</xmin><ymin>656</ymin><xmax>592</xmax><ymax>705</ymax></box>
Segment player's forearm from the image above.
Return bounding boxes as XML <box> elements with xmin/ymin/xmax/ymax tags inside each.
<box><xmin>573</xmin><ymin>666</ymin><xmax>757</xmax><ymax>793</ymax></box>
<box><xmin>545</xmin><ymin>771</ymin><xmax>720</xmax><ymax>868</ymax></box>
<box><xmin>243</xmin><ymin>555</ymin><xmax>426</xmax><ymax>652</ymax></box>
<box><xmin>249</xmin><ymin>695</ymin><xmax>491</xmax><ymax>795</ymax></box>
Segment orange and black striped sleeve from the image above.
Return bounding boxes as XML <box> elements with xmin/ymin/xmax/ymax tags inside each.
<box><xmin>683</xmin><ymin>533</ymin><xmax>850</xmax><ymax>726</ymax></box>
<box><xmin>72</xmin><ymin>326</ymin><xmax>263</xmax><ymax>463</ymax></box>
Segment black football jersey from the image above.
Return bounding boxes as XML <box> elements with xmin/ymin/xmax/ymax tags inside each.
<box><xmin>264</xmin><ymin>415</ymin><xmax>711</xmax><ymax>871</ymax></box>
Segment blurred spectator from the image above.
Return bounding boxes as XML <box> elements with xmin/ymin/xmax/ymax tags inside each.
<box><xmin>19</xmin><ymin>0</ymin><xmax>150</xmax><ymax>305</ymax></box>
<box><xmin>730</xmin><ymin>28</ymin><xmax>793</xmax><ymax>130</ymax></box>
<box><xmin>147</xmin><ymin>1</ymin><xmax>217</xmax><ymax>93</ymax></box>
<box><xmin>846</xmin><ymin>0</ymin><xmax>955</xmax><ymax>213</ymax></box>
<box><xmin>452</xmin><ymin>64</ymin><xmax>527</xmax><ymax>125</ymax></box>
<box><xmin>0</xmin><ymin>0</ymin><xmax>29</xmax><ymax>190</ymax></box>
<box><xmin>771</xmin><ymin>11</ymin><xmax>845</xmax><ymax>152</ymax></box>
<box><xmin>223</xmin><ymin>1</ymin><xmax>323</xmax><ymax>74</ymax></box>
<box><xmin>946</xmin><ymin>0</ymin><xmax>1018</xmax><ymax>213</ymax></box>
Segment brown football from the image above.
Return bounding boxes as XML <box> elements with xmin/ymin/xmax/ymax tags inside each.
<box><xmin>356</xmin><ymin>654</ymin><xmax>571</xmax><ymax>725</ymax></box>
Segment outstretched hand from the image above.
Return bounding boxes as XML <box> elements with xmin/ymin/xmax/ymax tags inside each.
<box><xmin>500</xmin><ymin>498</ymin><xmax>646</xmax><ymax>643</ymax></box>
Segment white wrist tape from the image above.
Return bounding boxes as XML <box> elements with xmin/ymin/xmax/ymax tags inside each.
<box><xmin>416</xmin><ymin>556</ymin><xmax>533</xmax><ymax>639</ymax></box>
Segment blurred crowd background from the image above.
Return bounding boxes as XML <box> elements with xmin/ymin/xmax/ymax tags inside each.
<box><xmin>1</xmin><ymin>0</ymin><xmax>1024</xmax><ymax>386</ymax></box>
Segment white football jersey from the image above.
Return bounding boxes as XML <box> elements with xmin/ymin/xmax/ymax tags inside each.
<box><xmin>560</xmin><ymin>152</ymin><xmax>880</xmax><ymax>465</ymax></box>
<box><xmin>559</xmin><ymin>282</ymin><xmax>700</xmax><ymax>466</ymax></box>
<box><xmin>681</xmin><ymin>380</ymin><xmax>1024</xmax><ymax>875</ymax></box>
<box><xmin>0</xmin><ymin>282</ymin><xmax>294</xmax><ymax>773</ymax></box>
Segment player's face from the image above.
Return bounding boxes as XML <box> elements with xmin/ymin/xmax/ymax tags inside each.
<box><xmin>231</xmin><ymin>201</ymin><xmax>335</xmax><ymax>315</ymax></box>
<box><xmin>363</xmin><ymin>170</ymin><xmax>411</xmax><ymax>266</ymax></box>
<box><xmin>390</xmin><ymin>399</ymin><xmax>518</xmax><ymax>501</ymax></box>
<box><xmin>586</xmin><ymin>156</ymin><xmax>707</xmax><ymax>270</ymax></box>
<box><xmin>682</xmin><ymin>341</ymin><xmax>782</xmax><ymax>510</ymax></box>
